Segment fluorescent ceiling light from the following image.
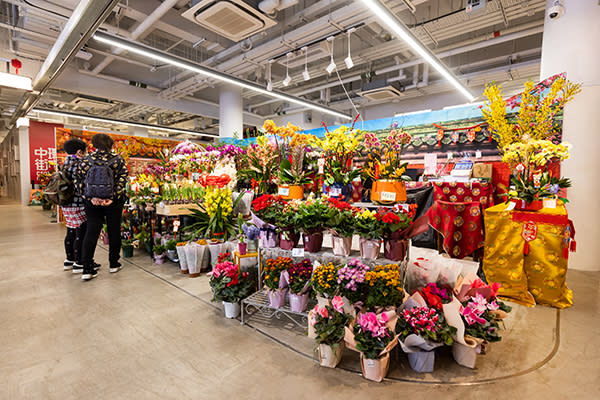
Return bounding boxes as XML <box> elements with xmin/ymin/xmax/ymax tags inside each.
<box><xmin>394</xmin><ymin>109</ymin><xmax>432</xmax><ymax>117</ymax></box>
<box><xmin>0</xmin><ymin>71</ymin><xmax>33</xmax><ymax>91</ymax></box>
<box><xmin>360</xmin><ymin>0</ymin><xmax>475</xmax><ymax>102</ymax></box>
<box><xmin>31</xmin><ymin>108</ymin><xmax>218</xmax><ymax>139</ymax></box>
<box><xmin>93</xmin><ymin>32</ymin><xmax>351</xmax><ymax>121</ymax></box>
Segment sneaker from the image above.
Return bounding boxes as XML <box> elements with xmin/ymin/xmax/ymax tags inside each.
<box><xmin>93</xmin><ymin>262</ymin><xmax>101</xmax><ymax>271</ymax></box>
<box><xmin>72</xmin><ymin>263</ymin><xmax>84</xmax><ymax>274</ymax></box>
<box><xmin>81</xmin><ymin>270</ymin><xmax>98</xmax><ymax>281</ymax></box>
<box><xmin>63</xmin><ymin>260</ymin><xmax>74</xmax><ymax>271</ymax></box>
<box><xmin>109</xmin><ymin>263</ymin><xmax>122</xmax><ymax>273</ymax></box>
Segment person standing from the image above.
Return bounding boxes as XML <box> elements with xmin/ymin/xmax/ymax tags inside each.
<box><xmin>76</xmin><ymin>134</ymin><xmax>128</xmax><ymax>281</ymax></box>
<box><xmin>61</xmin><ymin>138</ymin><xmax>89</xmax><ymax>273</ymax></box>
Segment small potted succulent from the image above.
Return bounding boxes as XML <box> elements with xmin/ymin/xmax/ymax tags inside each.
<box><xmin>153</xmin><ymin>244</ymin><xmax>166</xmax><ymax>264</ymax></box>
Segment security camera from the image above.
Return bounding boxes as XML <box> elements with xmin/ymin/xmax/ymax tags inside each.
<box><xmin>548</xmin><ymin>1</ymin><xmax>564</xmax><ymax>19</ymax></box>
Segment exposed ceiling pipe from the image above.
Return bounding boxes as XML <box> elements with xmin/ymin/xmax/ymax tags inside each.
<box><xmin>91</xmin><ymin>0</ymin><xmax>179</xmax><ymax>75</ymax></box>
<box><xmin>249</xmin><ymin>24</ymin><xmax>544</xmax><ymax>110</ymax></box>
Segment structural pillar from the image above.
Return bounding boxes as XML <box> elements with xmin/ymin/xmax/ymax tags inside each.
<box><xmin>219</xmin><ymin>84</ymin><xmax>243</xmax><ymax>139</ymax></box>
<box><xmin>18</xmin><ymin>126</ymin><xmax>31</xmax><ymax>205</ymax></box>
<box><xmin>540</xmin><ymin>0</ymin><xmax>600</xmax><ymax>271</ymax></box>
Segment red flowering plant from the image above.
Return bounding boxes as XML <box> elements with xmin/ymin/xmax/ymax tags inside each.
<box><xmin>376</xmin><ymin>203</ymin><xmax>418</xmax><ymax>239</ymax></box>
<box><xmin>416</xmin><ymin>282</ymin><xmax>454</xmax><ymax>311</ymax></box>
<box><xmin>208</xmin><ymin>260</ymin><xmax>253</xmax><ymax>303</ymax></box>
<box><xmin>251</xmin><ymin>194</ymin><xmax>287</xmax><ymax>226</ymax></box>
<box><xmin>325</xmin><ymin>197</ymin><xmax>358</xmax><ymax>237</ymax></box>
<box><xmin>286</xmin><ymin>259</ymin><xmax>313</xmax><ymax>294</ymax></box>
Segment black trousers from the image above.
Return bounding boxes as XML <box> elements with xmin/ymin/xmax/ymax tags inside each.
<box><xmin>81</xmin><ymin>200</ymin><xmax>124</xmax><ymax>270</ymax></box>
<box><xmin>64</xmin><ymin>222</ymin><xmax>87</xmax><ymax>263</ymax></box>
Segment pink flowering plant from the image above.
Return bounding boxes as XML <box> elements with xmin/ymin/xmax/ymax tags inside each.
<box><xmin>336</xmin><ymin>259</ymin><xmax>370</xmax><ymax>304</ymax></box>
<box><xmin>353</xmin><ymin>312</ymin><xmax>394</xmax><ymax>359</ymax></box>
<box><xmin>208</xmin><ymin>261</ymin><xmax>253</xmax><ymax>303</ymax></box>
<box><xmin>311</xmin><ymin>296</ymin><xmax>352</xmax><ymax>346</ymax></box>
<box><xmin>459</xmin><ymin>293</ymin><xmax>512</xmax><ymax>342</ymax></box>
<box><xmin>396</xmin><ymin>306</ymin><xmax>456</xmax><ymax>346</ymax></box>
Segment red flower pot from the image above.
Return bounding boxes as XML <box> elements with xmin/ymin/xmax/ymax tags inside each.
<box><xmin>279</xmin><ymin>231</ymin><xmax>300</xmax><ymax>250</ymax></box>
<box><xmin>238</xmin><ymin>242</ymin><xmax>247</xmax><ymax>255</ymax></box>
<box><xmin>384</xmin><ymin>238</ymin><xmax>408</xmax><ymax>261</ymax></box>
<box><xmin>303</xmin><ymin>231</ymin><xmax>324</xmax><ymax>253</ymax></box>
<box><xmin>511</xmin><ymin>199</ymin><xmax>544</xmax><ymax>211</ymax></box>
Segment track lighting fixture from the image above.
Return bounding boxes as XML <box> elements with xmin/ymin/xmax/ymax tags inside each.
<box><xmin>325</xmin><ymin>36</ymin><xmax>336</xmax><ymax>74</ymax></box>
<box><xmin>302</xmin><ymin>47</ymin><xmax>310</xmax><ymax>81</ymax></box>
<box><xmin>344</xmin><ymin>28</ymin><xmax>355</xmax><ymax>70</ymax></box>
<box><xmin>282</xmin><ymin>52</ymin><xmax>292</xmax><ymax>87</ymax></box>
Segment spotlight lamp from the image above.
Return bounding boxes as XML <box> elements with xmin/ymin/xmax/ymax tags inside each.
<box><xmin>326</xmin><ymin>36</ymin><xmax>336</xmax><ymax>74</ymax></box>
<box><xmin>344</xmin><ymin>27</ymin><xmax>356</xmax><ymax>70</ymax></box>
<box><xmin>282</xmin><ymin>52</ymin><xmax>292</xmax><ymax>87</ymax></box>
<box><xmin>302</xmin><ymin>46</ymin><xmax>310</xmax><ymax>81</ymax></box>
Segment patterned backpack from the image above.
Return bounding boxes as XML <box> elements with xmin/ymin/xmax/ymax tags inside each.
<box><xmin>84</xmin><ymin>156</ymin><xmax>117</xmax><ymax>200</ymax></box>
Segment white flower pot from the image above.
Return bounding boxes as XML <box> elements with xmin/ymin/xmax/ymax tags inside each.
<box><xmin>223</xmin><ymin>301</ymin><xmax>241</xmax><ymax>319</ymax></box>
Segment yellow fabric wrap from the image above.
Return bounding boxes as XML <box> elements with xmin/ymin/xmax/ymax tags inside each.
<box><xmin>483</xmin><ymin>203</ymin><xmax>573</xmax><ymax>309</ymax></box>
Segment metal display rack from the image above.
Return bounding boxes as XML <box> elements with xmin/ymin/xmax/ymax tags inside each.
<box><xmin>241</xmin><ymin>289</ymin><xmax>316</xmax><ymax>331</ymax></box>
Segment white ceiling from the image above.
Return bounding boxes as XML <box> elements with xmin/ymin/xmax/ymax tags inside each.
<box><xmin>0</xmin><ymin>0</ymin><xmax>547</xmax><ymax>137</ymax></box>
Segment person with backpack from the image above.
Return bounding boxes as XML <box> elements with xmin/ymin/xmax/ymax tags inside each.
<box><xmin>59</xmin><ymin>138</ymin><xmax>90</xmax><ymax>273</ymax></box>
<box><xmin>76</xmin><ymin>133</ymin><xmax>129</xmax><ymax>281</ymax></box>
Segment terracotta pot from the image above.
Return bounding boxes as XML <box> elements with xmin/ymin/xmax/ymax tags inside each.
<box><xmin>238</xmin><ymin>242</ymin><xmax>247</xmax><ymax>255</ymax></box>
<box><xmin>279</xmin><ymin>231</ymin><xmax>300</xmax><ymax>250</ymax></box>
<box><xmin>511</xmin><ymin>199</ymin><xmax>543</xmax><ymax>211</ymax></box>
<box><xmin>360</xmin><ymin>237</ymin><xmax>381</xmax><ymax>260</ymax></box>
<box><xmin>332</xmin><ymin>235</ymin><xmax>352</xmax><ymax>256</ymax></box>
<box><xmin>360</xmin><ymin>353</ymin><xmax>390</xmax><ymax>382</ymax></box>
<box><xmin>303</xmin><ymin>231</ymin><xmax>324</xmax><ymax>252</ymax></box>
<box><xmin>319</xmin><ymin>342</ymin><xmax>345</xmax><ymax>368</ymax></box>
<box><xmin>383</xmin><ymin>238</ymin><xmax>408</xmax><ymax>261</ymax></box>
<box><xmin>268</xmin><ymin>289</ymin><xmax>287</xmax><ymax>308</ymax></box>
<box><xmin>289</xmin><ymin>292</ymin><xmax>309</xmax><ymax>312</ymax></box>
<box><xmin>371</xmin><ymin>180</ymin><xmax>407</xmax><ymax>204</ymax></box>
<box><xmin>277</xmin><ymin>184</ymin><xmax>304</xmax><ymax>200</ymax></box>
<box><xmin>223</xmin><ymin>301</ymin><xmax>241</xmax><ymax>319</ymax></box>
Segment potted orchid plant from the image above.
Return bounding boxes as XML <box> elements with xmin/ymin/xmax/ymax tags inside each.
<box><xmin>310</xmin><ymin>296</ymin><xmax>351</xmax><ymax>368</ymax></box>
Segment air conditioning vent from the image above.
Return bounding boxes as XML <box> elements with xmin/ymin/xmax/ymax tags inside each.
<box><xmin>358</xmin><ymin>80</ymin><xmax>405</xmax><ymax>101</ymax></box>
<box><xmin>181</xmin><ymin>1</ymin><xmax>276</xmax><ymax>43</ymax></box>
<box><xmin>70</xmin><ymin>96</ymin><xmax>115</xmax><ymax>111</ymax></box>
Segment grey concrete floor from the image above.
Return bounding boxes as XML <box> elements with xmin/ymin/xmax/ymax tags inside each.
<box><xmin>1</xmin><ymin>201</ymin><xmax>599</xmax><ymax>399</ymax></box>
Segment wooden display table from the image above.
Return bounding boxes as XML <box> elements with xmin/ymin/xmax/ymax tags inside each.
<box><xmin>156</xmin><ymin>203</ymin><xmax>200</xmax><ymax>216</ymax></box>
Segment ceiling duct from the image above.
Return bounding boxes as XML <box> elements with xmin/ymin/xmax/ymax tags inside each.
<box><xmin>358</xmin><ymin>80</ymin><xmax>405</xmax><ymax>101</ymax></box>
<box><xmin>181</xmin><ymin>0</ymin><xmax>277</xmax><ymax>43</ymax></box>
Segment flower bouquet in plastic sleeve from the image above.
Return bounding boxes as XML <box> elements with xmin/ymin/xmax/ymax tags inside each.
<box><xmin>452</xmin><ymin>274</ymin><xmax>512</xmax><ymax>368</ymax></box>
<box><xmin>344</xmin><ymin>311</ymin><xmax>398</xmax><ymax>382</ymax></box>
<box><xmin>311</xmin><ymin>296</ymin><xmax>352</xmax><ymax>368</ymax></box>
<box><xmin>263</xmin><ymin>257</ymin><xmax>292</xmax><ymax>308</ymax></box>
<box><xmin>176</xmin><ymin>241</ymin><xmax>189</xmax><ymax>274</ymax></box>
<box><xmin>283</xmin><ymin>259</ymin><xmax>312</xmax><ymax>312</ymax></box>
<box><xmin>395</xmin><ymin>300</ymin><xmax>456</xmax><ymax>373</ymax></box>
<box><xmin>405</xmin><ymin>257</ymin><xmax>441</xmax><ymax>294</ymax></box>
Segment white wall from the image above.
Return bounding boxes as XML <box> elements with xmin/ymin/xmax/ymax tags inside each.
<box><xmin>540</xmin><ymin>0</ymin><xmax>600</xmax><ymax>271</ymax></box>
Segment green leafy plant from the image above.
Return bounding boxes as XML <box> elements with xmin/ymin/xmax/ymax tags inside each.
<box><xmin>209</xmin><ymin>261</ymin><xmax>253</xmax><ymax>303</ymax></box>
<box><xmin>325</xmin><ymin>198</ymin><xmax>356</xmax><ymax>237</ymax></box>
<box><xmin>311</xmin><ymin>298</ymin><xmax>352</xmax><ymax>346</ymax></box>
<box><xmin>295</xmin><ymin>197</ymin><xmax>330</xmax><ymax>234</ymax></box>
<box><xmin>165</xmin><ymin>239</ymin><xmax>177</xmax><ymax>251</ymax></box>
<box><xmin>185</xmin><ymin>188</ymin><xmax>245</xmax><ymax>240</ymax></box>
<box><xmin>152</xmin><ymin>244</ymin><xmax>165</xmax><ymax>255</ymax></box>
<box><xmin>354</xmin><ymin>209</ymin><xmax>383</xmax><ymax>240</ymax></box>
<box><xmin>121</xmin><ymin>238</ymin><xmax>135</xmax><ymax>247</ymax></box>
<box><xmin>504</xmin><ymin>170</ymin><xmax>571</xmax><ymax>204</ymax></box>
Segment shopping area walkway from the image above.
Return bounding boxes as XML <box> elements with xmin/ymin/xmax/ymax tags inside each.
<box><xmin>0</xmin><ymin>202</ymin><xmax>598</xmax><ymax>399</ymax></box>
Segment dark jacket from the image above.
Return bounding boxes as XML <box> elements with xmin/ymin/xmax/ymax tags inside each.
<box><xmin>75</xmin><ymin>150</ymin><xmax>129</xmax><ymax>202</ymax></box>
<box><xmin>62</xmin><ymin>155</ymin><xmax>85</xmax><ymax>207</ymax></box>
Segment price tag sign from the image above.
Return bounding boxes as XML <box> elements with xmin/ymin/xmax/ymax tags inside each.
<box><xmin>291</xmin><ymin>248</ymin><xmax>305</xmax><ymax>257</ymax></box>
<box><xmin>447</xmin><ymin>152</ymin><xmax>453</xmax><ymax>160</ymax></box>
<box><xmin>505</xmin><ymin>201</ymin><xmax>516</xmax><ymax>211</ymax></box>
<box><xmin>475</xmin><ymin>150</ymin><xmax>482</xmax><ymax>158</ymax></box>
<box><xmin>380</xmin><ymin>191</ymin><xmax>396</xmax><ymax>202</ymax></box>
<box><xmin>173</xmin><ymin>220</ymin><xmax>181</xmax><ymax>233</ymax></box>
<box><xmin>330</xmin><ymin>187</ymin><xmax>342</xmax><ymax>197</ymax></box>
<box><xmin>317</xmin><ymin>158</ymin><xmax>325</xmax><ymax>174</ymax></box>
<box><xmin>278</xmin><ymin>186</ymin><xmax>290</xmax><ymax>196</ymax></box>
<box><xmin>423</xmin><ymin>153</ymin><xmax>437</xmax><ymax>175</ymax></box>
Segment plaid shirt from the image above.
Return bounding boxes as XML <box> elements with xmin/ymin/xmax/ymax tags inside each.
<box><xmin>75</xmin><ymin>150</ymin><xmax>129</xmax><ymax>202</ymax></box>
<box><xmin>62</xmin><ymin>155</ymin><xmax>84</xmax><ymax>207</ymax></box>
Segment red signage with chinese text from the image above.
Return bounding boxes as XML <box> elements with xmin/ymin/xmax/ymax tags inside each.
<box><xmin>29</xmin><ymin>120</ymin><xmax>62</xmax><ymax>184</ymax></box>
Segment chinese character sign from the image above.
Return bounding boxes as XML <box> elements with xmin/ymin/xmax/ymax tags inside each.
<box><xmin>29</xmin><ymin>120</ymin><xmax>59</xmax><ymax>184</ymax></box>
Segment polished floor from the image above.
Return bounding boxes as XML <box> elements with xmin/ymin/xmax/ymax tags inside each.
<box><xmin>0</xmin><ymin>201</ymin><xmax>598</xmax><ymax>399</ymax></box>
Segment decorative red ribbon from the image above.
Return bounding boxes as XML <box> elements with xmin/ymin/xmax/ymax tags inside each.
<box><xmin>511</xmin><ymin>211</ymin><xmax>569</xmax><ymax>226</ymax></box>
<box><xmin>521</xmin><ymin>222</ymin><xmax>537</xmax><ymax>255</ymax></box>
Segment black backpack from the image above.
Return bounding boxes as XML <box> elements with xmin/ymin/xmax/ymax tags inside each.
<box><xmin>84</xmin><ymin>155</ymin><xmax>117</xmax><ymax>200</ymax></box>
<box><xmin>43</xmin><ymin>167</ymin><xmax>74</xmax><ymax>206</ymax></box>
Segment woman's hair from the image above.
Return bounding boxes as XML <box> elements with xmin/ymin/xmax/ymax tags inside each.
<box><xmin>63</xmin><ymin>138</ymin><xmax>87</xmax><ymax>155</ymax></box>
<box><xmin>91</xmin><ymin>133</ymin><xmax>114</xmax><ymax>151</ymax></box>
